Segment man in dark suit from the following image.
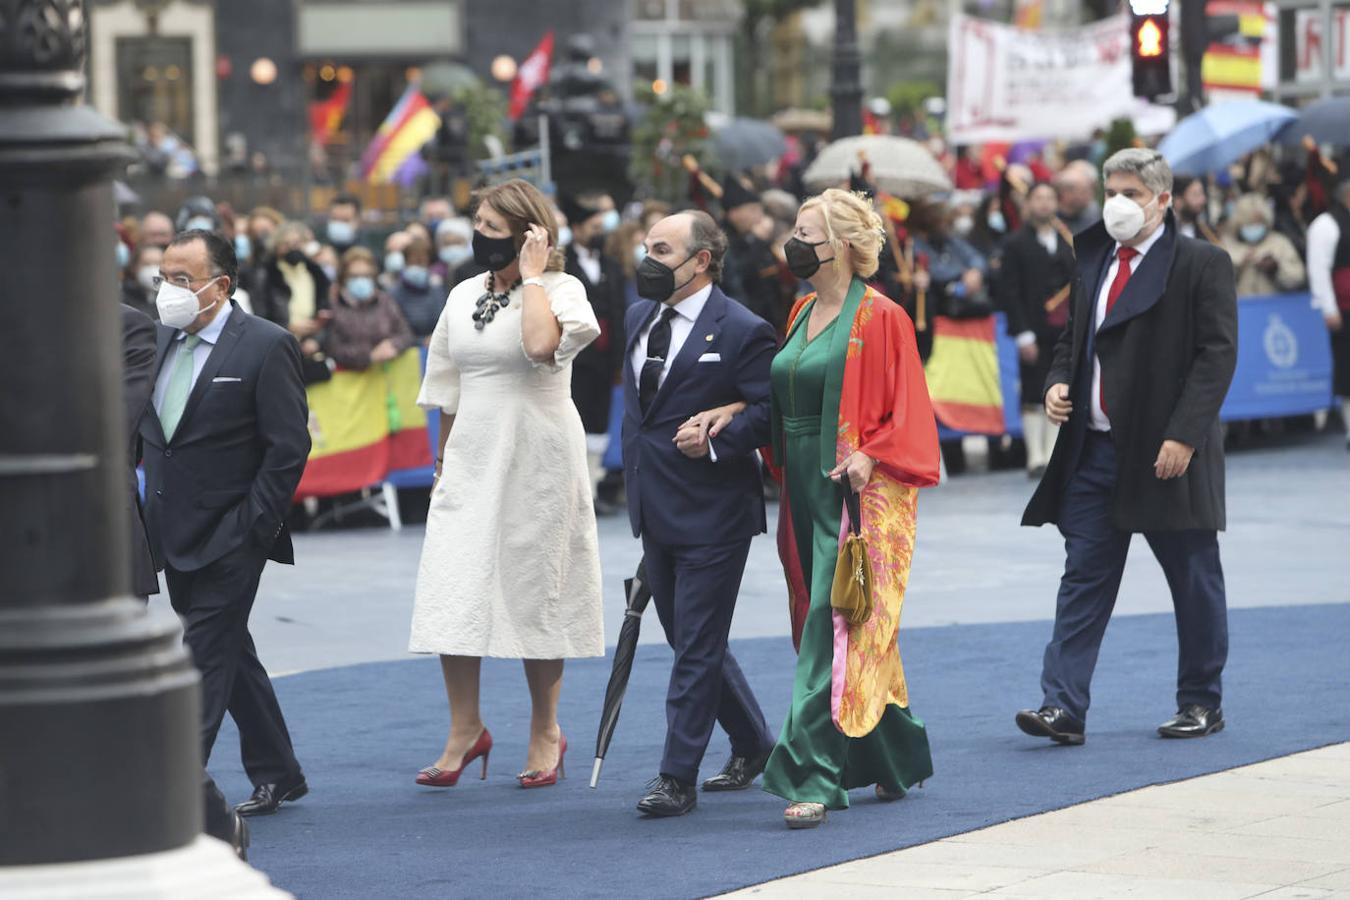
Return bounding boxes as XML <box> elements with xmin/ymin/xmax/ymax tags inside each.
<box><xmin>124</xmin><ymin>303</ymin><xmax>249</xmax><ymax>858</ymax></box>
<box><xmin>623</xmin><ymin>211</ymin><xmax>778</xmax><ymax>817</ymax></box>
<box><xmin>997</xmin><ymin>181</ymin><xmax>1078</xmax><ymax>477</ymax></box>
<box><xmin>140</xmin><ymin>230</ymin><xmax>312</xmax><ymax>817</ymax></box>
<box><xmin>1019</xmin><ymin>150</ymin><xmax>1238</xmax><ymax>745</ymax></box>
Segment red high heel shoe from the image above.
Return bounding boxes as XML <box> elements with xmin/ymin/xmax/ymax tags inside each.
<box><xmin>416</xmin><ymin>728</ymin><xmax>492</xmax><ymax>787</ymax></box>
<box><xmin>517</xmin><ymin>733</ymin><xmax>567</xmax><ymax>789</ymax></box>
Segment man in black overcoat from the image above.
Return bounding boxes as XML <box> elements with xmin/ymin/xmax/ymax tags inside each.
<box><xmin>1018</xmin><ymin>149</ymin><xmax>1238</xmax><ymax>745</ymax></box>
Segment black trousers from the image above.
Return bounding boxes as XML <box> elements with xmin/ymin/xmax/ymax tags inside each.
<box><xmin>166</xmin><ymin>540</ymin><xmax>302</xmax><ymax>787</ymax></box>
<box><xmin>1041</xmin><ymin>431</ymin><xmax>1229</xmax><ymax>723</ymax></box>
<box><xmin>641</xmin><ymin>536</ymin><xmax>775</xmax><ymax>785</ymax></box>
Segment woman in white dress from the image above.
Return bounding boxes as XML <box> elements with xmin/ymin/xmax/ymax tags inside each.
<box><xmin>410</xmin><ymin>179</ymin><xmax>604</xmax><ymax>789</ymax></box>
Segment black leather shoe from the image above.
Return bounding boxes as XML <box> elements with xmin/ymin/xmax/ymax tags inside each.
<box><xmin>230</xmin><ymin>813</ymin><xmax>250</xmax><ymax>861</ymax></box>
<box><xmin>1015</xmin><ymin>706</ymin><xmax>1086</xmax><ymax>745</ymax></box>
<box><xmin>1158</xmin><ymin>705</ymin><xmax>1224</xmax><ymax>739</ymax></box>
<box><xmin>701</xmin><ymin>750</ymin><xmax>770</xmax><ymax>792</ymax></box>
<box><xmin>636</xmin><ymin>775</ymin><xmax>696</xmax><ymax>817</ymax></box>
<box><xmin>235</xmin><ymin>776</ymin><xmax>309</xmax><ymax>817</ymax></box>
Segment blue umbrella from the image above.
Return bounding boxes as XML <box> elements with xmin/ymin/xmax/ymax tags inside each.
<box><xmin>1158</xmin><ymin>100</ymin><xmax>1296</xmax><ymax>176</ymax></box>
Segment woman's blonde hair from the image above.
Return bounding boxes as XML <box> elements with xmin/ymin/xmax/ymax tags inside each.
<box><xmin>338</xmin><ymin>245</ymin><xmax>376</xmax><ymax>282</ymax></box>
<box><xmin>798</xmin><ymin>188</ymin><xmax>885</xmax><ymax>279</ymax></box>
<box><xmin>472</xmin><ymin>179</ymin><xmax>565</xmax><ymax>273</ymax></box>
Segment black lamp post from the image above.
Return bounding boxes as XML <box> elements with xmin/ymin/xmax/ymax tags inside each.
<box><xmin>0</xmin><ymin>0</ymin><xmax>197</xmax><ymax>871</ymax></box>
<box><xmin>830</xmin><ymin>0</ymin><xmax>864</xmax><ymax>140</ymax></box>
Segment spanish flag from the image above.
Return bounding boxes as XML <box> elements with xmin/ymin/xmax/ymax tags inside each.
<box><xmin>923</xmin><ymin>316</ymin><xmax>1006</xmax><ymax>434</ymax></box>
<box><xmin>359</xmin><ymin>85</ymin><xmax>442</xmax><ymax>185</ymax></box>
<box><xmin>295</xmin><ymin>348</ymin><xmax>432</xmax><ymax>499</ymax></box>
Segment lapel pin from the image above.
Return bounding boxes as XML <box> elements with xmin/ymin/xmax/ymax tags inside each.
<box><xmin>705</xmin><ymin>334</ymin><xmax>714</xmax><ymax>342</ymax></box>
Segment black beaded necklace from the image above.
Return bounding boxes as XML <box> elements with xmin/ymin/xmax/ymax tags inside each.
<box><xmin>472</xmin><ymin>271</ymin><xmax>521</xmax><ymax>330</ymax></box>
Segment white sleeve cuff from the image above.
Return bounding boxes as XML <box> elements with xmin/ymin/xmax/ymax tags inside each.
<box><xmin>1016</xmin><ymin>331</ymin><xmax>1037</xmax><ymax>348</ymax></box>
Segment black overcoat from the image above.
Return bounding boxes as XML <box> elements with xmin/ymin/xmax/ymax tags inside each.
<box><xmin>1023</xmin><ymin>213</ymin><xmax>1238</xmax><ymax>533</ymax></box>
<box><xmin>997</xmin><ymin>223</ymin><xmax>1077</xmax><ymax>398</ymax></box>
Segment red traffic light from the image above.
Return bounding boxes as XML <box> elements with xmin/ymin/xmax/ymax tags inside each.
<box><xmin>1136</xmin><ymin>18</ymin><xmax>1165</xmax><ymax>57</ymax></box>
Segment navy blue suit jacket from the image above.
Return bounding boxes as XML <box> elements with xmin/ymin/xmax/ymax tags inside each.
<box><xmin>623</xmin><ymin>285</ymin><xmax>777</xmax><ymax>547</ymax></box>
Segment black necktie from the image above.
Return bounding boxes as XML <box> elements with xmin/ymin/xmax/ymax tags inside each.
<box><xmin>640</xmin><ymin>306</ymin><xmax>679</xmax><ymax>413</ymax></box>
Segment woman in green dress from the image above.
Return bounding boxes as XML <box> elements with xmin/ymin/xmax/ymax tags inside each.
<box><xmin>705</xmin><ymin>189</ymin><xmax>942</xmax><ymax>828</ymax></box>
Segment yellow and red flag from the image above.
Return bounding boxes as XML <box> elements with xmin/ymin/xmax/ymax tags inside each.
<box><xmin>923</xmin><ymin>317</ymin><xmax>1006</xmax><ymax>434</ymax></box>
<box><xmin>295</xmin><ymin>348</ymin><xmax>432</xmax><ymax>499</ymax></box>
<box><xmin>308</xmin><ymin>78</ymin><xmax>352</xmax><ymax>146</ymax></box>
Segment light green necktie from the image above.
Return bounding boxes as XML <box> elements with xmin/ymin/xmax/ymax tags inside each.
<box><xmin>159</xmin><ymin>335</ymin><xmax>202</xmax><ymax>441</ymax></box>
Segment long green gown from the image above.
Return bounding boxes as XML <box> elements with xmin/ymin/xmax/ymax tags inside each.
<box><xmin>760</xmin><ymin>300</ymin><xmax>933</xmax><ymax>810</ymax></box>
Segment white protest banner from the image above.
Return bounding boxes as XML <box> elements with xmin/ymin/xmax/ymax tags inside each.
<box><xmin>947</xmin><ymin>14</ymin><xmax>1174</xmax><ymax>144</ymax></box>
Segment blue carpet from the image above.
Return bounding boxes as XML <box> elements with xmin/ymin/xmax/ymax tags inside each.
<box><xmin>213</xmin><ymin>604</ymin><xmax>1350</xmax><ymax>899</ymax></box>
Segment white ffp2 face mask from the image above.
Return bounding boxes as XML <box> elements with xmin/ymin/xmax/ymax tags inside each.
<box><xmin>156</xmin><ymin>278</ymin><xmax>219</xmax><ymax>330</ymax></box>
<box><xmin>1103</xmin><ymin>194</ymin><xmax>1156</xmax><ymax>244</ymax></box>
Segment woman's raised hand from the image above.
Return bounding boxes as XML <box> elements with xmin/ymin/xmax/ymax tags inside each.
<box><xmin>519</xmin><ymin>223</ymin><xmax>551</xmax><ymax>280</ymax></box>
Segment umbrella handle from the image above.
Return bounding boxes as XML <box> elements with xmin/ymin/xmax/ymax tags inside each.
<box><xmin>590</xmin><ymin>757</ymin><xmax>603</xmax><ymax>789</ymax></box>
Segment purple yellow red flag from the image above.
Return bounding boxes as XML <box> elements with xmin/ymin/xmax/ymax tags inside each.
<box><xmin>359</xmin><ymin>85</ymin><xmax>442</xmax><ymax>185</ymax></box>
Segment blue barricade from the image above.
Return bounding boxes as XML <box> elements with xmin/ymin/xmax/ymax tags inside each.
<box><xmin>1221</xmin><ymin>293</ymin><xmax>1333</xmax><ymax>422</ymax></box>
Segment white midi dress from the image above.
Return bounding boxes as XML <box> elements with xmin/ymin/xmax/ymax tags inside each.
<box><xmin>409</xmin><ymin>271</ymin><xmax>605</xmax><ymax>659</ymax></box>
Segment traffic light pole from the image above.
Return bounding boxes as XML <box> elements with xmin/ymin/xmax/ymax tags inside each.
<box><xmin>831</xmin><ymin>0</ymin><xmax>863</xmax><ymax>140</ymax></box>
<box><xmin>0</xmin><ymin>1</ymin><xmax>281</xmax><ymax>895</ymax></box>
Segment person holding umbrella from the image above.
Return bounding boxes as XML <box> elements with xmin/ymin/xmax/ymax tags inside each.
<box><xmin>694</xmin><ymin>189</ymin><xmax>941</xmax><ymax>828</ymax></box>
<box><xmin>622</xmin><ymin>210</ymin><xmax>778</xmax><ymax>818</ymax></box>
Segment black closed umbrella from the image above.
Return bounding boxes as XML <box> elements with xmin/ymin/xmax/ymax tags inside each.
<box><xmin>591</xmin><ymin>558</ymin><xmax>653</xmax><ymax>788</ymax></box>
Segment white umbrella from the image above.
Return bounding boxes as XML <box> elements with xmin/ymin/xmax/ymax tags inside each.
<box><xmin>803</xmin><ymin>135</ymin><xmax>951</xmax><ymax>199</ymax></box>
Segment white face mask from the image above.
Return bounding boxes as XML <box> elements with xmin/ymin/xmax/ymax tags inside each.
<box><xmin>136</xmin><ymin>265</ymin><xmax>160</xmax><ymax>291</ymax></box>
<box><xmin>156</xmin><ymin>278</ymin><xmax>220</xmax><ymax>330</ymax></box>
<box><xmin>1103</xmin><ymin>194</ymin><xmax>1156</xmax><ymax>244</ymax></box>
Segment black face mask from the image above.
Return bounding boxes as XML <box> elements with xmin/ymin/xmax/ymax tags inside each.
<box><xmin>636</xmin><ymin>253</ymin><xmax>697</xmax><ymax>303</ymax></box>
<box><xmin>283</xmin><ymin>249</ymin><xmax>306</xmax><ymax>266</ymax></box>
<box><xmin>472</xmin><ymin>230</ymin><xmax>518</xmax><ymax>271</ymax></box>
<box><xmin>783</xmin><ymin>237</ymin><xmax>833</xmax><ymax>280</ymax></box>
<box><xmin>586</xmin><ymin>232</ymin><xmax>607</xmax><ymax>252</ymax></box>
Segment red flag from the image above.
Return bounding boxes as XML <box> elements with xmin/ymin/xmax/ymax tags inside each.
<box><xmin>309</xmin><ymin>79</ymin><xmax>352</xmax><ymax>146</ymax></box>
<box><xmin>509</xmin><ymin>31</ymin><xmax>554</xmax><ymax>121</ymax></box>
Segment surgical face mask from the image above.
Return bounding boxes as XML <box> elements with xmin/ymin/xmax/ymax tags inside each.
<box><xmin>783</xmin><ymin>237</ymin><xmax>833</xmax><ymax>280</ymax></box>
<box><xmin>1239</xmin><ymin>223</ymin><xmax>1268</xmax><ymax>244</ymax></box>
<box><xmin>185</xmin><ymin>216</ymin><xmax>215</xmax><ymax>232</ymax></box>
<box><xmin>952</xmin><ymin>215</ymin><xmax>975</xmax><ymax>237</ymax></box>
<box><xmin>633</xmin><ymin>243</ymin><xmax>647</xmax><ymax>267</ymax></box>
<box><xmin>636</xmin><ymin>253</ymin><xmax>697</xmax><ymax>303</ymax></box>
<box><xmin>402</xmin><ymin>265</ymin><xmax>430</xmax><ymax>289</ymax></box>
<box><xmin>136</xmin><ymin>265</ymin><xmax>160</xmax><ymax>291</ymax></box>
<box><xmin>439</xmin><ymin>244</ymin><xmax>472</xmax><ymax>268</ymax></box>
<box><xmin>472</xmin><ymin>230</ymin><xmax>518</xmax><ymax>271</ymax></box>
<box><xmin>345</xmin><ymin>276</ymin><xmax>375</xmax><ymax>302</ymax></box>
<box><xmin>156</xmin><ymin>278</ymin><xmax>219</xmax><ymax>330</ymax></box>
<box><xmin>303</xmin><ymin>240</ymin><xmax>322</xmax><ymax>258</ymax></box>
<box><xmin>557</xmin><ymin>226</ymin><xmax>573</xmax><ymax>248</ymax></box>
<box><xmin>987</xmin><ymin>211</ymin><xmax>1007</xmax><ymax>233</ymax></box>
<box><xmin>115</xmin><ymin>242</ymin><xmax>130</xmax><ymax>270</ymax></box>
<box><xmin>234</xmin><ymin>234</ymin><xmax>252</xmax><ymax>262</ymax></box>
<box><xmin>321</xmin><ymin>264</ymin><xmax>337</xmax><ymax>283</ymax></box>
<box><xmin>327</xmin><ymin>220</ymin><xmax>357</xmax><ymax>246</ymax></box>
<box><xmin>1102</xmin><ymin>194</ymin><xmax>1155</xmax><ymax>244</ymax></box>
<box><xmin>600</xmin><ymin>209</ymin><xmax>620</xmax><ymax>233</ymax></box>
<box><xmin>384</xmin><ymin>251</ymin><xmax>406</xmax><ymax>273</ymax></box>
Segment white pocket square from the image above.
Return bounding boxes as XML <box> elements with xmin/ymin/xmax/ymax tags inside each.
<box><xmin>212</xmin><ymin>376</ymin><xmax>242</xmax><ymax>383</ymax></box>
<box><xmin>697</xmin><ymin>352</ymin><xmax>721</xmax><ymax>362</ymax></box>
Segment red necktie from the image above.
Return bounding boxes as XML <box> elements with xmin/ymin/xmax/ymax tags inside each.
<box><xmin>1099</xmin><ymin>246</ymin><xmax>1139</xmax><ymax>417</ymax></box>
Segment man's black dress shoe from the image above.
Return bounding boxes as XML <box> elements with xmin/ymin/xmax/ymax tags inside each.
<box><xmin>1158</xmin><ymin>705</ymin><xmax>1224</xmax><ymax>738</ymax></box>
<box><xmin>1015</xmin><ymin>706</ymin><xmax>1086</xmax><ymax>745</ymax></box>
<box><xmin>701</xmin><ymin>751</ymin><xmax>771</xmax><ymax>792</ymax></box>
<box><xmin>636</xmin><ymin>775</ymin><xmax>697</xmax><ymax>817</ymax></box>
<box><xmin>235</xmin><ymin>776</ymin><xmax>309</xmax><ymax>817</ymax></box>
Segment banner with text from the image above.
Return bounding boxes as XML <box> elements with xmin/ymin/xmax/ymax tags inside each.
<box><xmin>947</xmin><ymin>14</ymin><xmax>1175</xmax><ymax>144</ymax></box>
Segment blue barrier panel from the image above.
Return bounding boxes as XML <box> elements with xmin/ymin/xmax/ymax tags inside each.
<box><xmin>384</xmin><ymin>346</ymin><xmax>438</xmax><ymax>490</ymax></box>
<box><xmin>1221</xmin><ymin>293</ymin><xmax>1333</xmax><ymax>422</ymax></box>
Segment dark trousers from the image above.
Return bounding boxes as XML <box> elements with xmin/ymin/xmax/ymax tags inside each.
<box><xmin>641</xmin><ymin>536</ymin><xmax>775</xmax><ymax>785</ymax></box>
<box><xmin>1041</xmin><ymin>431</ymin><xmax>1228</xmax><ymax>723</ymax></box>
<box><xmin>166</xmin><ymin>540</ymin><xmax>302</xmax><ymax>787</ymax></box>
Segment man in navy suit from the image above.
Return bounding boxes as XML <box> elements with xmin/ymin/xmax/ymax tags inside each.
<box><xmin>623</xmin><ymin>211</ymin><xmax>778</xmax><ymax>817</ymax></box>
<box><xmin>140</xmin><ymin>230</ymin><xmax>312</xmax><ymax>817</ymax></box>
<box><xmin>1019</xmin><ymin>150</ymin><xmax>1238</xmax><ymax>745</ymax></box>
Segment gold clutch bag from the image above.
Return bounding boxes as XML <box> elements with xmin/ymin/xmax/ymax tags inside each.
<box><xmin>831</xmin><ymin>484</ymin><xmax>873</xmax><ymax>626</ymax></box>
